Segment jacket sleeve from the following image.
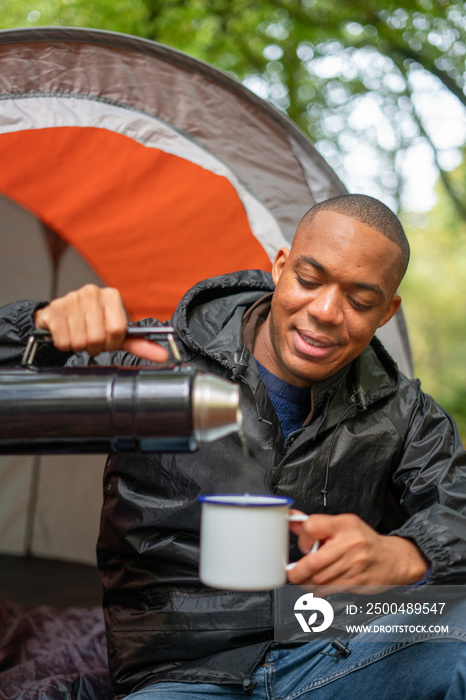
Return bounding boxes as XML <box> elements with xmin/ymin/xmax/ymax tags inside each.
<box><xmin>0</xmin><ymin>299</ymin><xmax>71</xmax><ymax>367</ymax></box>
<box><xmin>390</xmin><ymin>381</ymin><xmax>466</xmax><ymax>583</ymax></box>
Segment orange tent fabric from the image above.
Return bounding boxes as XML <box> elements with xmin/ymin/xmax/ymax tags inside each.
<box><xmin>0</xmin><ymin>127</ymin><xmax>271</xmax><ymax>320</ymax></box>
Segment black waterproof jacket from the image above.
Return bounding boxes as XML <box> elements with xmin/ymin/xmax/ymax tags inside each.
<box><xmin>1</xmin><ymin>269</ymin><xmax>466</xmax><ymax>698</ymax></box>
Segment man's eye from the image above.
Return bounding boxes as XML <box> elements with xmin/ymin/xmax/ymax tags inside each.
<box><xmin>349</xmin><ymin>297</ymin><xmax>373</xmax><ymax>311</ymax></box>
<box><xmin>297</xmin><ymin>275</ymin><xmax>318</xmax><ymax>288</ymax></box>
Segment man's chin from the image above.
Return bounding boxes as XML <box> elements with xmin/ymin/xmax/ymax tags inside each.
<box><xmin>285</xmin><ymin>354</ymin><xmax>346</xmax><ymax>386</ymax></box>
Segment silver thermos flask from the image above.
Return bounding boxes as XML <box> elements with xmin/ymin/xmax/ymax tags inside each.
<box><xmin>0</xmin><ymin>328</ymin><xmax>242</xmax><ymax>454</ymax></box>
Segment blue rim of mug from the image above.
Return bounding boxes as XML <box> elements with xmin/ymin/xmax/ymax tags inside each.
<box><xmin>198</xmin><ymin>494</ymin><xmax>294</xmax><ymax>507</ymax></box>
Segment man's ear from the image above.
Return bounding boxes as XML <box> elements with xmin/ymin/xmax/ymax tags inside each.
<box><xmin>378</xmin><ymin>294</ymin><xmax>402</xmax><ymax>328</ymax></box>
<box><xmin>272</xmin><ymin>247</ymin><xmax>290</xmax><ymax>285</ymax></box>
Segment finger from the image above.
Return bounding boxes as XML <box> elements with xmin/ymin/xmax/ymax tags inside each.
<box><xmin>35</xmin><ymin>286</ymin><xmax>104</xmax><ymax>354</ymax></box>
<box><xmin>77</xmin><ymin>287</ymin><xmax>110</xmax><ymax>356</ymax></box>
<box><xmin>37</xmin><ymin>295</ymin><xmax>77</xmax><ymax>352</ymax></box>
<box><xmin>297</xmin><ymin>516</ymin><xmax>372</xmax><ymax>584</ymax></box>
<box><xmin>288</xmin><ymin>509</ymin><xmax>308</xmax><ymax>535</ymax></box>
<box><xmin>291</xmin><ymin>533</ymin><xmax>382</xmax><ymax>586</ymax></box>
<box><xmin>287</xmin><ymin>525</ymin><xmax>364</xmax><ymax>585</ymax></box>
<box><xmin>291</xmin><ymin>513</ymin><xmax>335</xmax><ymax>553</ymax></box>
<box><xmin>71</xmin><ymin>285</ymin><xmax>125</xmax><ymax>356</ymax></box>
<box><xmin>99</xmin><ymin>287</ymin><xmax>130</xmax><ymax>352</ymax></box>
<box><xmin>295</xmin><ymin>513</ymin><xmax>367</xmax><ymax>556</ymax></box>
<box><xmin>58</xmin><ymin>285</ymin><xmax>108</xmax><ymax>356</ymax></box>
<box><xmin>305</xmin><ymin>551</ymin><xmax>360</xmax><ymax>586</ymax></box>
<box><xmin>122</xmin><ymin>338</ymin><xmax>169</xmax><ymax>363</ymax></box>
<box><xmin>288</xmin><ymin>509</ymin><xmax>308</xmax><ymax>520</ymax></box>
<box><xmin>34</xmin><ymin>306</ymin><xmax>50</xmax><ymax>330</ymax></box>
<box><xmin>287</xmin><ymin>541</ymin><xmax>343</xmax><ymax>585</ymax></box>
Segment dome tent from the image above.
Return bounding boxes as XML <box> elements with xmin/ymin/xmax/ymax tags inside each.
<box><xmin>0</xmin><ymin>27</ymin><xmax>412</xmax><ymax>567</ymax></box>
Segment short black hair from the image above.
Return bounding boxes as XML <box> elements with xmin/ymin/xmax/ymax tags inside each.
<box><xmin>299</xmin><ymin>194</ymin><xmax>410</xmax><ymax>285</ymax></box>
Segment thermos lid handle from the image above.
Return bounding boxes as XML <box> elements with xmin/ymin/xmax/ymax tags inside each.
<box><xmin>21</xmin><ymin>329</ymin><xmax>53</xmax><ymax>366</ymax></box>
<box><xmin>126</xmin><ymin>326</ymin><xmax>182</xmax><ymax>362</ymax></box>
<box><xmin>21</xmin><ymin>326</ymin><xmax>181</xmax><ymax>367</ymax></box>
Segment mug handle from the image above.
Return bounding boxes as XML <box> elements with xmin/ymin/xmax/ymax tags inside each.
<box><xmin>286</xmin><ymin>512</ymin><xmax>319</xmax><ymax>571</ymax></box>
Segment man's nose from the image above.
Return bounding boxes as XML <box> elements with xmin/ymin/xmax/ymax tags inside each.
<box><xmin>307</xmin><ymin>286</ymin><xmax>343</xmax><ymax>325</ymax></box>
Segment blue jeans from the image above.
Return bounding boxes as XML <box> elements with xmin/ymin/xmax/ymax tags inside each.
<box><xmin>125</xmin><ymin>610</ymin><xmax>466</xmax><ymax>699</ymax></box>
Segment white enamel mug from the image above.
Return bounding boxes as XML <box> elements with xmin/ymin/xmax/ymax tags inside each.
<box><xmin>198</xmin><ymin>494</ymin><xmax>314</xmax><ymax>591</ymax></box>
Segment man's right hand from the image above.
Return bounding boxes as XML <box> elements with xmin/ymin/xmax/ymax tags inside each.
<box><xmin>34</xmin><ymin>284</ymin><xmax>169</xmax><ymax>363</ymax></box>
<box><xmin>287</xmin><ymin>512</ymin><xmax>429</xmax><ymax>587</ymax></box>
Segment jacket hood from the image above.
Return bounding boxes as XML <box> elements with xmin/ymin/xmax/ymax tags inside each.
<box><xmin>171</xmin><ymin>269</ymin><xmax>275</xmax><ymax>370</ymax></box>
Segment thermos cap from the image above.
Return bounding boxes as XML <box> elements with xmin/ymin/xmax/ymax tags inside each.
<box><xmin>192</xmin><ymin>373</ymin><xmax>242</xmax><ymax>443</ymax></box>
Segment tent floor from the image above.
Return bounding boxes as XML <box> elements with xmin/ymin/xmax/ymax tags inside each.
<box><xmin>0</xmin><ymin>554</ymin><xmax>102</xmax><ymax>608</ymax></box>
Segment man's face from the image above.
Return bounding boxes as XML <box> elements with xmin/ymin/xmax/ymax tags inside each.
<box><xmin>264</xmin><ymin>210</ymin><xmax>402</xmax><ymax>386</ymax></box>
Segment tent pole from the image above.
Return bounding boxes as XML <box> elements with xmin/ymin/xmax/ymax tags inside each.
<box><xmin>23</xmin><ymin>248</ymin><xmax>61</xmax><ymax>557</ymax></box>
<box><xmin>24</xmin><ymin>454</ymin><xmax>41</xmax><ymax>557</ymax></box>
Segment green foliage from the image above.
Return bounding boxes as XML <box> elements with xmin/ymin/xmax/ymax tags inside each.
<box><xmin>401</xmin><ymin>165</ymin><xmax>466</xmax><ymax>440</ymax></box>
<box><xmin>0</xmin><ymin>0</ymin><xmax>146</xmax><ymax>34</ymax></box>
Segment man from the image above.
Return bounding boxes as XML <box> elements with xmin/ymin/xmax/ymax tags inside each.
<box><xmin>1</xmin><ymin>194</ymin><xmax>466</xmax><ymax>698</ymax></box>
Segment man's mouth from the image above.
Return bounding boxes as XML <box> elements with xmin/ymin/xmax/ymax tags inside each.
<box><xmin>294</xmin><ymin>329</ymin><xmax>338</xmax><ymax>358</ymax></box>
<box><xmin>298</xmin><ymin>329</ymin><xmax>336</xmax><ymax>346</ymax></box>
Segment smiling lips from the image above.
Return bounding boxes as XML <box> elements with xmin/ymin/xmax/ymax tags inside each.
<box><xmin>294</xmin><ymin>329</ymin><xmax>338</xmax><ymax>359</ymax></box>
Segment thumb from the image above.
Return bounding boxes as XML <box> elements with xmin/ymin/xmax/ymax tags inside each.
<box><xmin>294</xmin><ymin>513</ymin><xmax>338</xmax><ymax>553</ymax></box>
<box><xmin>122</xmin><ymin>338</ymin><xmax>170</xmax><ymax>363</ymax></box>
